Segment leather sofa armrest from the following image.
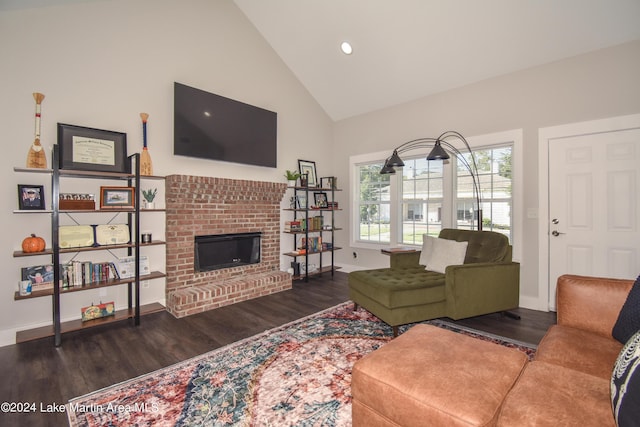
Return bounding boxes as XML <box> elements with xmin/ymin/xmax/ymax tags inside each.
<box><xmin>389</xmin><ymin>251</ymin><xmax>421</xmax><ymax>269</ymax></box>
<box><xmin>556</xmin><ymin>274</ymin><xmax>632</xmax><ymax>337</ymax></box>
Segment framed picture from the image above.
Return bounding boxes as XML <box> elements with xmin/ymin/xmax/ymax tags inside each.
<box><xmin>321</xmin><ymin>176</ymin><xmax>338</xmax><ymax>189</ymax></box>
<box><xmin>100</xmin><ymin>186</ymin><xmax>135</xmax><ymax>210</ymax></box>
<box><xmin>21</xmin><ymin>264</ymin><xmax>55</xmax><ymax>291</ymax></box>
<box><xmin>296</xmin><ymin>194</ymin><xmax>308</xmax><ymax>209</ymax></box>
<box><xmin>58</xmin><ymin>123</ymin><xmax>129</xmax><ymax>173</ymax></box>
<box><xmin>298</xmin><ymin>159</ymin><xmax>318</xmax><ymax>187</ymax></box>
<box><xmin>314</xmin><ymin>191</ymin><xmax>328</xmax><ymax>208</ymax></box>
<box><xmin>18</xmin><ymin>184</ymin><xmax>45</xmax><ymax>210</ymax></box>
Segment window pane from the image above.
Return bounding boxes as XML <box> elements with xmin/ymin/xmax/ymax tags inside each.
<box><xmin>457</xmin><ymin>146</ymin><xmax>512</xmax><ymax>240</ymax></box>
<box><xmin>357</xmin><ymin>162</ymin><xmax>391</xmax><ymax>243</ymax></box>
<box><xmin>400</xmin><ymin>157</ymin><xmax>443</xmax><ymax>245</ymax></box>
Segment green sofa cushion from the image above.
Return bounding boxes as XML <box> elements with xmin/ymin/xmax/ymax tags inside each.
<box><xmin>439</xmin><ymin>228</ymin><xmax>510</xmax><ymax>263</ymax></box>
<box><xmin>349</xmin><ymin>267</ymin><xmax>445</xmax><ymax>308</ymax></box>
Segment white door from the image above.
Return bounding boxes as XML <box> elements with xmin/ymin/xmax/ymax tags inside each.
<box><xmin>546</xmin><ymin>127</ymin><xmax>640</xmax><ymax>309</ymax></box>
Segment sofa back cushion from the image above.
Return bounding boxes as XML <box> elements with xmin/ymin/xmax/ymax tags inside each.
<box><xmin>425</xmin><ymin>238</ymin><xmax>468</xmax><ymax>274</ymax></box>
<box><xmin>438</xmin><ymin>228</ymin><xmax>510</xmax><ymax>263</ymax></box>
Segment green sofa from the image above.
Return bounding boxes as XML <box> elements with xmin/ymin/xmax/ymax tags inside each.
<box><xmin>348</xmin><ymin>228</ymin><xmax>520</xmax><ymax>335</ymax></box>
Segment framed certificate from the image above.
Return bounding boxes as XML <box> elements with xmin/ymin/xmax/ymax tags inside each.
<box><xmin>58</xmin><ymin>225</ymin><xmax>95</xmax><ymax>248</ymax></box>
<box><xmin>95</xmin><ymin>224</ymin><xmax>130</xmax><ymax>245</ymax></box>
<box><xmin>116</xmin><ymin>256</ymin><xmax>150</xmax><ymax>279</ymax></box>
<box><xmin>58</xmin><ymin>123</ymin><xmax>129</xmax><ymax>173</ymax></box>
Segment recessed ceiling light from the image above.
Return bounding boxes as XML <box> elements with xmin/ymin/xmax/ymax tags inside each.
<box><xmin>340</xmin><ymin>41</ymin><xmax>353</xmax><ymax>55</ymax></box>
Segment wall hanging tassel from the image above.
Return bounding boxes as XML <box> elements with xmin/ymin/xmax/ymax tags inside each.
<box><xmin>26</xmin><ymin>92</ymin><xmax>47</xmax><ymax>168</ymax></box>
<box><xmin>140</xmin><ymin>112</ymin><xmax>153</xmax><ymax>175</ymax></box>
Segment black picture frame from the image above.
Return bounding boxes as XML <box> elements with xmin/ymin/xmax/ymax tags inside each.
<box><xmin>58</xmin><ymin>123</ymin><xmax>129</xmax><ymax>173</ymax></box>
<box><xmin>18</xmin><ymin>184</ymin><xmax>45</xmax><ymax>210</ymax></box>
<box><xmin>99</xmin><ymin>186</ymin><xmax>135</xmax><ymax>210</ymax></box>
<box><xmin>298</xmin><ymin>159</ymin><xmax>318</xmax><ymax>187</ymax></box>
<box><xmin>314</xmin><ymin>192</ymin><xmax>328</xmax><ymax>208</ymax></box>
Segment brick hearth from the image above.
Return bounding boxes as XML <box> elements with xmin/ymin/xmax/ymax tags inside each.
<box><xmin>165</xmin><ymin>175</ymin><xmax>291</xmax><ymax>317</ymax></box>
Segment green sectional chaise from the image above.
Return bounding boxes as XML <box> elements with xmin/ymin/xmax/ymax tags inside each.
<box><xmin>348</xmin><ymin>228</ymin><xmax>520</xmax><ymax>335</ymax></box>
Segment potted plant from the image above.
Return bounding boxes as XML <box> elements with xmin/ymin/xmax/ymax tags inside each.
<box><xmin>284</xmin><ymin>170</ymin><xmax>301</xmax><ymax>187</ymax></box>
<box><xmin>142</xmin><ymin>188</ymin><xmax>157</xmax><ymax>209</ymax></box>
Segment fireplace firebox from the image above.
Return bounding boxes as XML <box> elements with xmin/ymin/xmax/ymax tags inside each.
<box><xmin>194</xmin><ymin>232</ymin><xmax>261</xmax><ymax>272</ymax></box>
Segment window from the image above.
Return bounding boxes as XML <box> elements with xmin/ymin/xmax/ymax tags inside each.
<box><xmin>350</xmin><ymin>130</ymin><xmax>522</xmax><ymax>260</ymax></box>
<box><xmin>356</xmin><ymin>162</ymin><xmax>391</xmax><ymax>243</ymax></box>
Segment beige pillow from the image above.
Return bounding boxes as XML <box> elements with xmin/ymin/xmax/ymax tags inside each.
<box><xmin>426</xmin><ymin>238</ymin><xmax>468</xmax><ymax>274</ymax></box>
<box><xmin>419</xmin><ymin>234</ymin><xmax>436</xmax><ymax>266</ymax></box>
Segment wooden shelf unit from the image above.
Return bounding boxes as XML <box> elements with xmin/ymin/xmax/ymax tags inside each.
<box><xmin>284</xmin><ymin>179</ymin><xmax>341</xmax><ymax>281</ymax></box>
<box><xmin>12</xmin><ymin>145</ymin><xmax>166</xmax><ymax>346</ymax></box>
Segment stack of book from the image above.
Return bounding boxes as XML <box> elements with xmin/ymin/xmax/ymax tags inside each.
<box><xmin>301</xmin><ymin>236</ymin><xmax>322</xmax><ymax>252</ymax></box>
<box><xmin>62</xmin><ymin>261</ymin><xmax>120</xmax><ymax>288</ymax></box>
<box><xmin>285</xmin><ymin>220</ymin><xmax>301</xmax><ymax>232</ymax></box>
<box><xmin>287</xmin><ymin>216</ymin><xmax>324</xmax><ymax>231</ymax></box>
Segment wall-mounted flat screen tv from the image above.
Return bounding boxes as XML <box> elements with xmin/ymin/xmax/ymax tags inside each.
<box><xmin>173</xmin><ymin>82</ymin><xmax>277</xmax><ymax>168</ymax></box>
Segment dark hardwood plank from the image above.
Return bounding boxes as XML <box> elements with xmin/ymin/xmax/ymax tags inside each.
<box><xmin>0</xmin><ymin>271</ymin><xmax>554</xmax><ymax>427</ymax></box>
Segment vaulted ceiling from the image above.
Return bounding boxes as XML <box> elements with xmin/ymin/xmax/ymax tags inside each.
<box><xmin>4</xmin><ymin>0</ymin><xmax>640</xmax><ymax>121</ymax></box>
<box><xmin>234</xmin><ymin>0</ymin><xmax>640</xmax><ymax>120</ymax></box>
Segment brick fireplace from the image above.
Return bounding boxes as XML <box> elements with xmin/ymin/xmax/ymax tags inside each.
<box><xmin>165</xmin><ymin>175</ymin><xmax>291</xmax><ymax>317</ymax></box>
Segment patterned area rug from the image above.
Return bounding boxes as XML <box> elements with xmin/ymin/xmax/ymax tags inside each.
<box><xmin>67</xmin><ymin>302</ymin><xmax>536</xmax><ymax>427</ymax></box>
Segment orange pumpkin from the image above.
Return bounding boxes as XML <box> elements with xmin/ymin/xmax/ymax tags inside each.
<box><xmin>22</xmin><ymin>234</ymin><xmax>46</xmax><ymax>253</ymax></box>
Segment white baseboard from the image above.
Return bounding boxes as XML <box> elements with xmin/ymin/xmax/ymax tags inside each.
<box><xmin>0</xmin><ymin>329</ymin><xmax>16</xmax><ymax>348</ymax></box>
<box><xmin>519</xmin><ymin>295</ymin><xmax>551</xmax><ymax>312</ymax></box>
<box><xmin>337</xmin><ymin>263</ymin><xmax>366</xmax><ymax>273</ymax></box>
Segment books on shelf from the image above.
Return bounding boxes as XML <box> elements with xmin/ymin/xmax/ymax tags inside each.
<box><xmin>285</xmin><ymin>220</ymin><xmax>301</xmax><ymax>232</ymax></box>
<box><xmin>61</xmin><ymin>261</ymin><xmax>120</xmax><ymax>289</ymax></box>
<box><xmin>300</xmin><ymin>236</ymin><xmax>322</xmax><ymax>252</ymax></box>
<box><xmin>286</xmin><ymin>216</ymin><xmax>324</xmax><ymax>232</ymax></box>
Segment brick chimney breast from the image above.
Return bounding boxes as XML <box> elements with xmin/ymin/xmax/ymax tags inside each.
<box><xmin>165</xmin><ymin>175</ymin><xmax>291</xmax><ymax>317</ymax></box>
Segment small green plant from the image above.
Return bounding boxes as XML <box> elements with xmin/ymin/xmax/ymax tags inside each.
<box><xmin>284</xmin><ymin>170</ymin><xmax>301</xmax><ymax>180</ymax></box>
<box><xmin>142</xmin><ymin>188</ymin><xmax>157</xmax><ymax>203</ymax></box>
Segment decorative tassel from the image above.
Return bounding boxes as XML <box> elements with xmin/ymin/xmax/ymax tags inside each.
<box><xmin>26</xmin><ymin>92</ymin><xmax>47</xmax><ymax>168</ymax></box>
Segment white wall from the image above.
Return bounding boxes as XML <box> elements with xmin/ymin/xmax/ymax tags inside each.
<box><xmin>0</xmin><ymin>0</ymin><xmax>333</xmax><ymax>346</ymax></box>
<box><xmin>331</xmin><ymin>40</ymin><xmax>640</xmax><ymax>309</ymax></box>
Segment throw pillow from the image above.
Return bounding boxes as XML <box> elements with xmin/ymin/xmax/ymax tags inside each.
<box><xmin>426</xmin><ymin>238</ymin><xmax>468</xmax><ymax>274</ymax></box>
<box><xmin>612</xmin><ymin>275</ymin><xmax>640</xmax><ymax>344</ymax></box>
<box><xmin>418</xmin><ymin>235</ymin><xmax>436</xmax><ymax>266</ymax></box>
<box><xmin>611</xmin><ymin>330</ymin><xmax>640</xmax><ymax>427</ymax></box>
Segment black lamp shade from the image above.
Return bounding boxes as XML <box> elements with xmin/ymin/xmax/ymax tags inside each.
<box><xmin>427</xmin><ymin>141</ymin><xmax>450</xmax><ymax>160</ymax></box>
<box><xmin>387</xmin><ymin>150</ymin><xmax>405</xmax><ymax>167</ymax></box>
<box><xmin>380</xmin><ymin>164</ymin><xmax>396</xmax><ymax>174</ymax></box>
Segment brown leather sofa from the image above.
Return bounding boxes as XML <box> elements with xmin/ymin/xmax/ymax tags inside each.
<box><xmin>352</xmin><ymin>274</ymin><xmax>633</xmax><ymax>426</ymax></box>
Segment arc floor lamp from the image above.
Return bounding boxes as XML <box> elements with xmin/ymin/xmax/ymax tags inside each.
<box><xmin>379</xmin><ymin>130</ymin><xmax>483</xmax><ymax>231</ymax></box>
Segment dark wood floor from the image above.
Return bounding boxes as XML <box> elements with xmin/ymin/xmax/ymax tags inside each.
<box><xmin>0</xmin><ymin>271</ymin><xmax>555</xmax><ymax>427</ymax></box>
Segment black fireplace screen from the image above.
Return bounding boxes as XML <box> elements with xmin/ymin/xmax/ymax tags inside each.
<box><xmin>194</xmin><ymin>232</ymin><xmax>261</xmax><ymax>272</ymax></box>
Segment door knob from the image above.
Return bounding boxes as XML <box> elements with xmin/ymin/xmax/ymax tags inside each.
<box><xmin>551</xmin><ymin>230</ymin><xmax>565</xmax><ymax>237</ymax></box>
